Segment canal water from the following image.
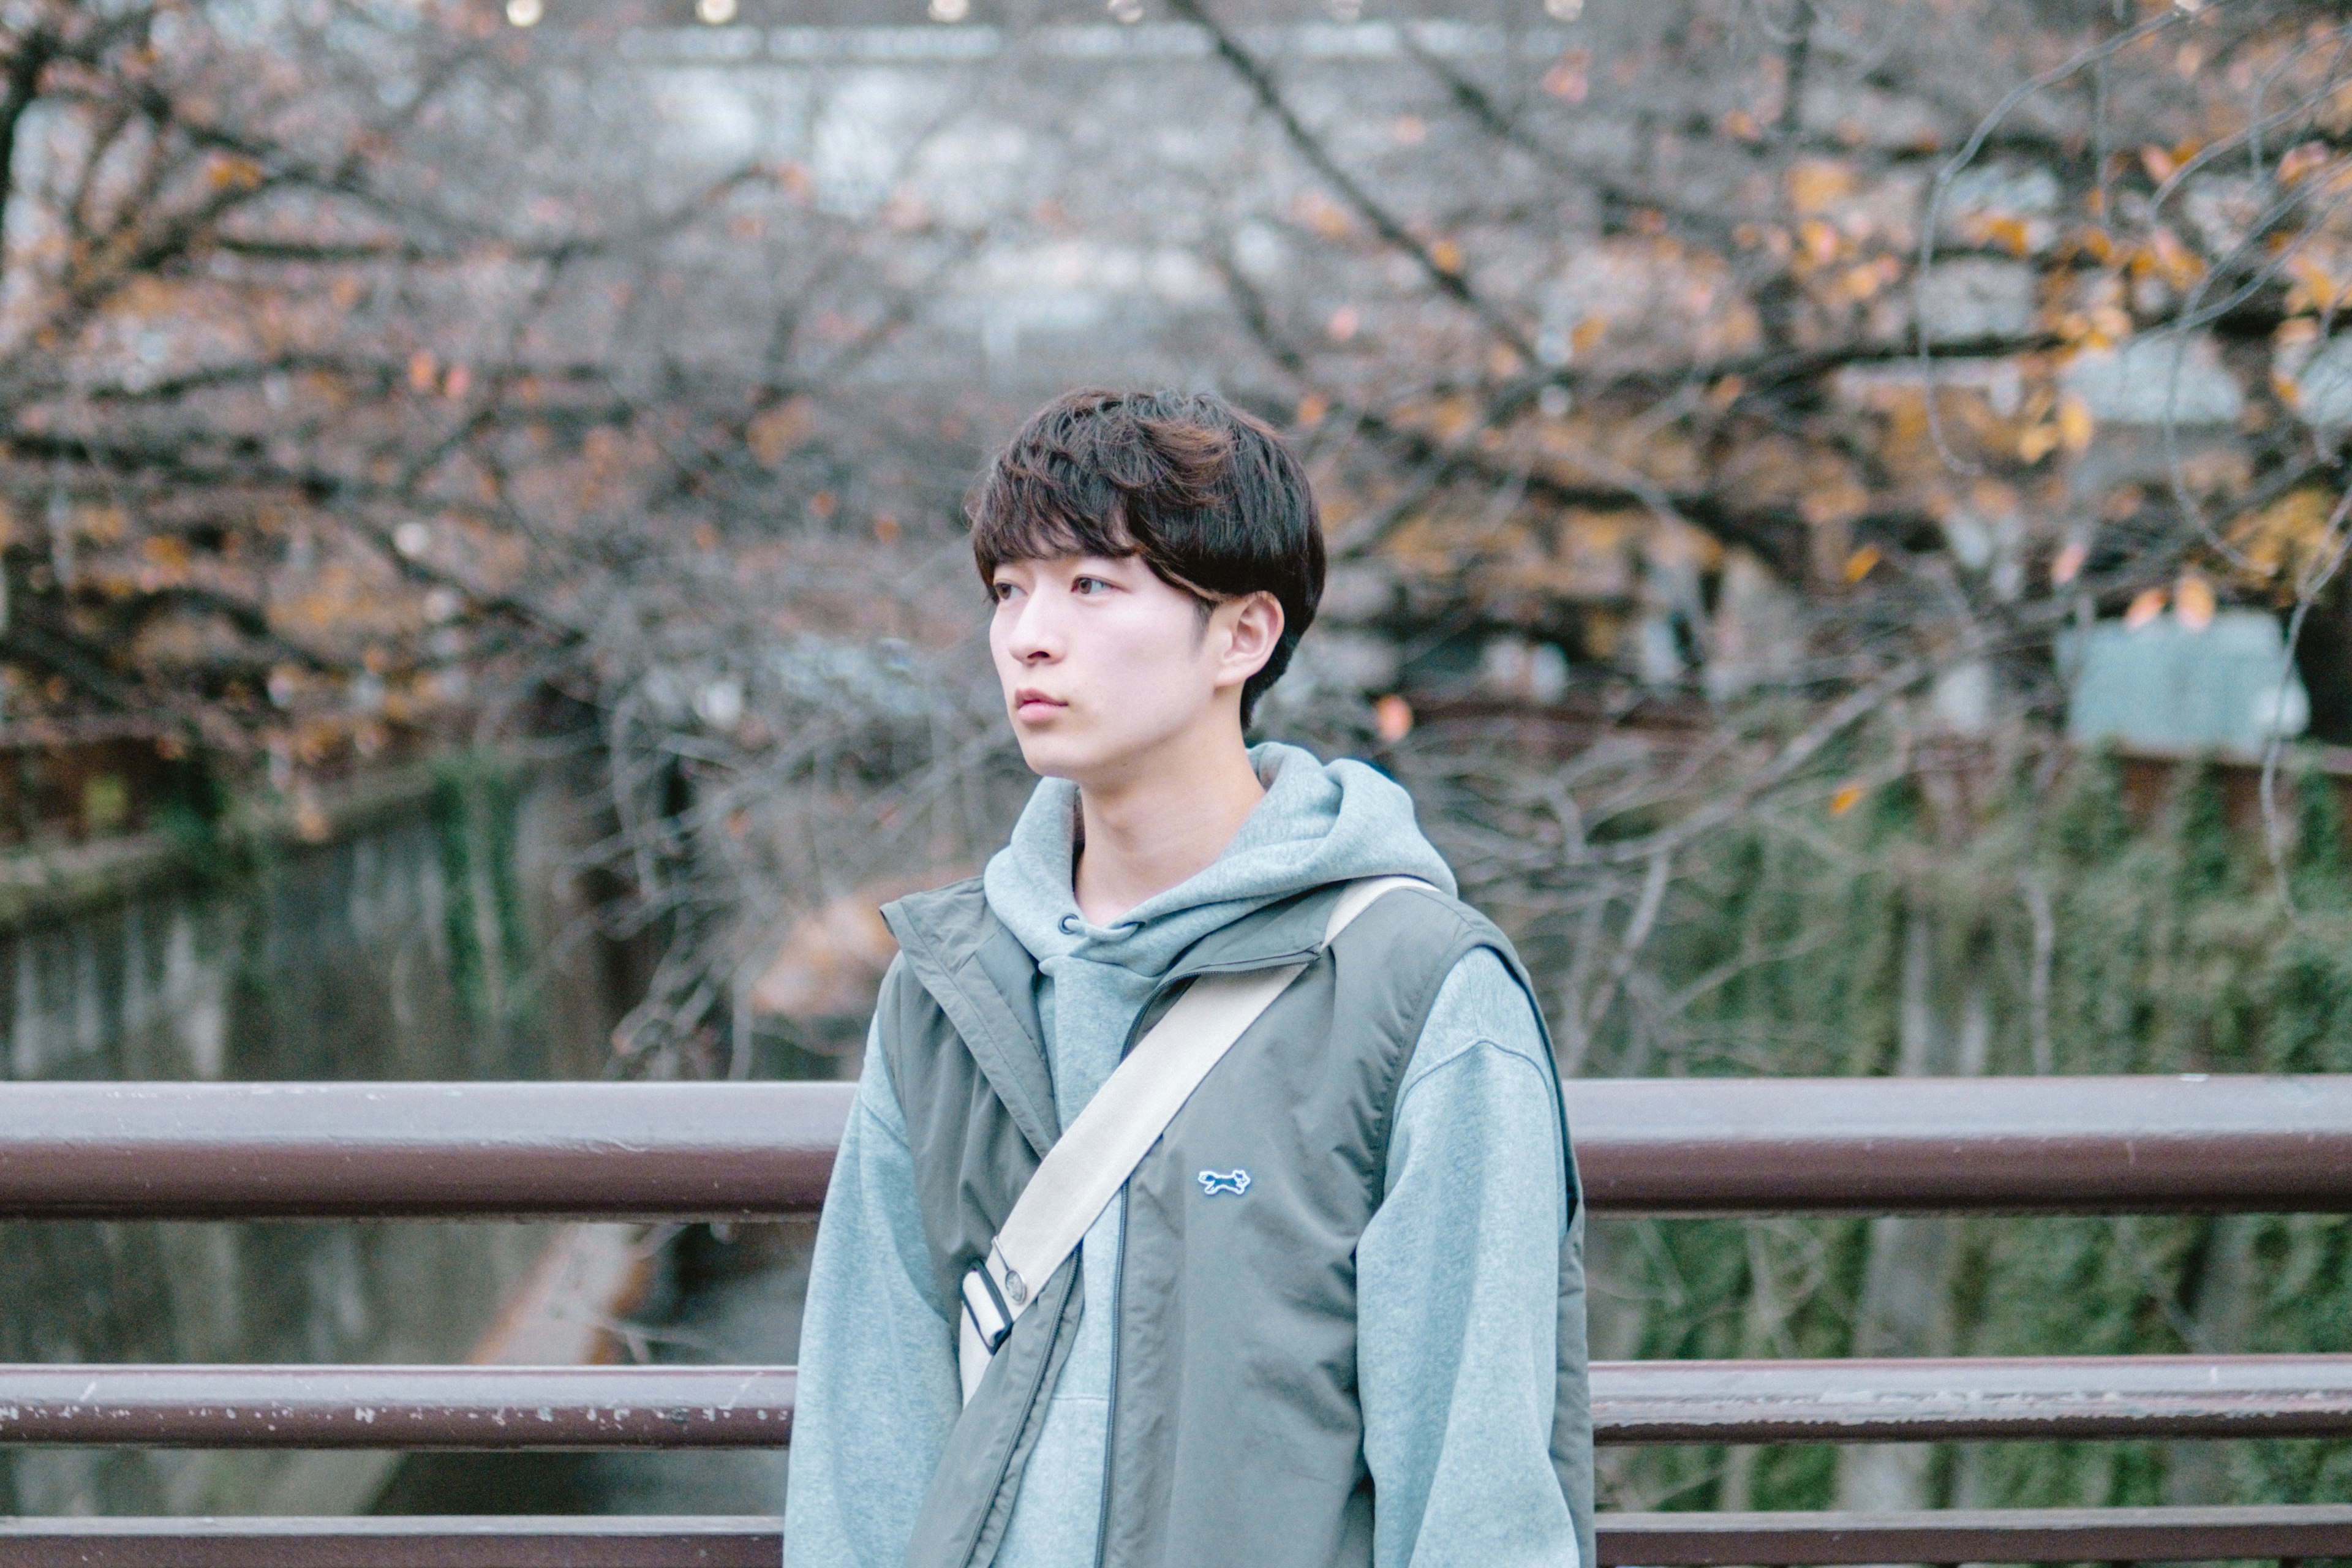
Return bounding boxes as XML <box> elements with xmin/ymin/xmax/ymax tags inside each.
<box><xmin>373</xmin><ymin>1222</ymin><xmax>812</xmax><ymax>1515</ymax></box>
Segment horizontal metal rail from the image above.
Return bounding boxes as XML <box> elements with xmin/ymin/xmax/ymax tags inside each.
<box><xmin>0</xmin><ymin>1082</ymin><xmax>850</xmax><ymax>1223</ymax></box>
<box><xmin>1593</xmin><ymin>1504</ymin><xmax>2352</xmax><ymax>1566</ymax></box>
<box><xmin>1596</xmin><ymin>1353</ymin><xmax>2352</xmax><ymax>1444</ymax></box>
<box><xmin>8</xmin><ymin>1355</ymin><xmax>2350</xmax><ymax>1449</ymax></box>
<box><xmin>0</xmin><ymin>1366</ymin><xmax>796</xmax><ymax>1447</ymax></box>
<box><xmin>4</xmin><ymin>1508</ymin><xmax>2349</xmax><ymax>1567</ymax></box>
<box><xmin>0</xmin><ymin>1516</ymin><xmax>780</xmax><ymax>1567</ymax></box>
<box><xmin>2</xmin><ymin>1074</ymin><xmax>2350</xmax><ymax>1220</ymax></box>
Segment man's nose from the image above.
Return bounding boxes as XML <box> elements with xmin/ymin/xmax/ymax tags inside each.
<box><xmin>1006</xmin><ymin>594</ymin><xmax>1062</xmax><ymax>662</ymax></box>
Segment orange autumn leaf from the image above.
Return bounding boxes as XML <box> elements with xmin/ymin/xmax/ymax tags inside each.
<box><xmin>2057</xmin><ymin>395</ymin><xmax>2094</xmax><ymax>455</ymax></box>
<box><xmin>1977</xmin><ymin>215</ymin><xmax>2036</xmax><ymax>257</ymax></box>
<box><xmin>2175</xmin><ymin>571</ymin><xmax>2216</xmax><ymax>631</ymax></box>
<box><xmin>1786</xmin><ymin>159</ymin><xmax>1856</xmax><ymax>216</ymax></box>
<box><xmin>142</xmin><ymin>535</ymin><xmax>192</xmax><ymax>574</ymax></box>
<box><xmin>1297</xmin><ymin>192</ymin><xmax>1352</xmax><ymax>239</ymax></box>
<box><xmin>1542</xmin><ymin>50</ymin><xmax>1589</xmax><ymax>102</ymax></box>
<box><xmin>747</xmin><ymin>396</ymin><xmax>813</xmax><ymax>466</ymax></box>
<box><xmin>206</xmin><ymin>154</ymin><xmax>265</xmax><ymax>191</ymax></box>
<box><xmin>2278</xmin><ymin>141</ymin><xmax>2331</xmax><ymax>186</ymax></box>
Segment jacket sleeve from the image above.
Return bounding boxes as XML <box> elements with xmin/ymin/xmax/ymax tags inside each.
<box><xmin>1357</xmin><ymin>948</ymin><xmax>1581</xmax><ymax>1568</ymax></box>
<box><xmin>782</xmin><ymin>1016</ymin><xmax>964</xmax><ymax>1567</ymax></box>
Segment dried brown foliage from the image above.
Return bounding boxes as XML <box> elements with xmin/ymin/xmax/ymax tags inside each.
<box><xmin>8</xmin><ymin>0</ymin><xmax>2350</xmax><ymax>1074</ymax></box>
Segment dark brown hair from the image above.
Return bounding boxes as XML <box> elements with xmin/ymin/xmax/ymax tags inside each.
<box><xmin>969</xmin><ymin>388</ymin><xmax>1325</xmax><ymax>727</ymax></box>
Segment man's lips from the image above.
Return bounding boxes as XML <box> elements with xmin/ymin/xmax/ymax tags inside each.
<box><xmin>1013</xmin><ymin>690</ymin><xmax>1067</xmax><ymax>720</ymax></box>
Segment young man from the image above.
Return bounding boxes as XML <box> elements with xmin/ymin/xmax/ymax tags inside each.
<box><xmin>784</xmin><ymin>389</ymin><xmax>1589</xmax><ymax>1568</ymax></box>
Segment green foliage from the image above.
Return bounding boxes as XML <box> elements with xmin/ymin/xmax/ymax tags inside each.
<box><xmin>431</xmin><ymin>754</ymin><xmax>535</xmax><ymax>1041</ymax></box>
<box><xmin>1588</xmin><ymin>754</ymin><xmax>2352</xmax><ymax>1515</ymax></box>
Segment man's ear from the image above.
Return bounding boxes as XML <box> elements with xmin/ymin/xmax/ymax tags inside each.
<box><xmin>1213</xmin><ymin>592</ymin><xmax>1286</xmax><ymax>691</ymax></box>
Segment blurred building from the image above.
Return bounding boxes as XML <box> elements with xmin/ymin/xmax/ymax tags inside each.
<box><xmin>2064</xmin><ymin>610</ymin><xmax>2310</xmax><ymax>759</ymax></box>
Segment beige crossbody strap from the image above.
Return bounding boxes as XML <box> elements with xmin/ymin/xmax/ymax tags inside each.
<box><xmin>958</xmin><ymin>875</ymin><xmax>1434</xmax><ymax>1403</ymax></box>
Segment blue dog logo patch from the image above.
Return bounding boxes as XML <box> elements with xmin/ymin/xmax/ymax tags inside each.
<box><xmin>1197</xmin><ymin>1168</ymin><xmax>1251</xmax><ymax>1197</ymax></box>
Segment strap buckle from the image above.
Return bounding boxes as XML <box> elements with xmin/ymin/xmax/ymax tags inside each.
<box><xmin>961</xmin><ymin>1260</ymin><xmax>1014</xmax><ymax>1355</ymax></box>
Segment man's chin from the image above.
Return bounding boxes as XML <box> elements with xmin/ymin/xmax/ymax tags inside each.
<box><xmin>1014</xmin><ymin>715</ymin><xmax>1208</xmax><ymax>790</ymax></box>
<box><xmin>1012</xmin><ymin>733</ymin><xmax>1093</xmax><ymax>782</ymax></box>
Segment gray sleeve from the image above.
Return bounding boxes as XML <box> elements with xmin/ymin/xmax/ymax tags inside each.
<box><xmin>780</xmin><ymin>1019</ymin><xmax>963</xmax><ymax>1568</ymax></box>
<box><xmin>1357</xmin><ymin>948</ymin><xmax>1580</xmax><ymax>1568</ymax></box>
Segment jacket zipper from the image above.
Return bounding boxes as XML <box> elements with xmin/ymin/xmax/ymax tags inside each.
<box><xmin>1093</xmin><ymin>1183</ymin><xmax>1128</xmax><ymax>1568</ymax></box>
<box><xmin>1085</xmin><ymin>938</ymin><xmax>1325</xmax><ymax>1568</ymax></box>
<box><xmin>1090</xmin><ymin>968</ymin><xmax>1164</xmax><ymax>1568</ymax></box>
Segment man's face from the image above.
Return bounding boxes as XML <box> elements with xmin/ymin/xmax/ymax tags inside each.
<box><xmin>988</xmin><ymin>553</ymin><xmax>1268</xmax><ymax>788</ymax></box>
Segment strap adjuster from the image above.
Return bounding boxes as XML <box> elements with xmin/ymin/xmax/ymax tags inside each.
<box><xmin>961</xmin><ymin>1261</ymin><xmax>1013</xmax><ymax>1354</ymax></box>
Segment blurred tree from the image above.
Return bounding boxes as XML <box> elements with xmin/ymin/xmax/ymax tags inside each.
<box><xmin>0</xmin><ymin>0</ymin><xmax>986</xmax><ymax>843</ymax></box>
<box><xmin>7</xmin><ymin>0</ymin><xmax>2348</xmax><ymax>1086</ymax></box>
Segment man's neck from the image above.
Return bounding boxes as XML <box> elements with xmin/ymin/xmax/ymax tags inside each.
<box><xmin>1071</xmin><ymin>726</ymin><xmax>1266</xmax><ymax>927</ymax></box>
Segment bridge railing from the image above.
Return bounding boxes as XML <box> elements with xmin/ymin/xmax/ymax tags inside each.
<box><xmin>3</xmin><ymin>1075</ymin><xmax>2350</xmax><ymax>1566</ymax></box>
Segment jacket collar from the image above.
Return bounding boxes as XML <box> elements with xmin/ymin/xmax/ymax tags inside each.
<box><xmin>881</xmin><ymin>876</ymin><xmax>1360</xmax><ymax>1154</ymax></box>
<box><xmin>1159</xmin><ymin>882</ymin><xmax>1349</xmax><ymax>978</ymax></box>
<box><xmin>882</xmin><ymin>878</ymin><xmax>1061</xmax><ymax>1158</ymax></box>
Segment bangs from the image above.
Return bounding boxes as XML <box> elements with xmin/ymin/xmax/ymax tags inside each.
<box><xmin>968</xmin><ymin>459</ymin><xmax>1139</xmax><ymax>579</ymax></box>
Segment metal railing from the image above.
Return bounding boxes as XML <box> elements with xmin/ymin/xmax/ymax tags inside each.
<box><xmin>3</xmin><ymin>1075</ymin><xmax>2350</xmax><ymax>1566</ymax></box>
<box><xmin>5</xmin><ymin>1507</ymin><xmax>2350</xmax><ymax>1567</ymax></box>
<box><xmin>7</xmin><ymin>1355</ymin><xmax>2352</xmax><ymax>1449</ymax></box>
<box><xmin>7</xmin><ymin>1073</ymin><xmax>2349</xmax><ymax>1219</ymax></box>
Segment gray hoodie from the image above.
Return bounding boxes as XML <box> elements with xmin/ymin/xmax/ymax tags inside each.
<box><xmin>786</xmin><ymin>743</ymin><xmax>1578</xmax><ymax>1568</ymax></box>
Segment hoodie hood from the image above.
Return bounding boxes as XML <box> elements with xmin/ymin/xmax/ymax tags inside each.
<box><xmin>982</xmin><ymin>741</ymin><xmax>1457</xmax><ymax>980</ymax></box>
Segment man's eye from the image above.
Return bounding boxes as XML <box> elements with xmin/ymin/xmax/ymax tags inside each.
<box><xmin>1072</xmin><ymin>576</ymin><xmax>1107</xmax><ymax>594</ymax></box>
<box><xmin>991</xmin><ymin>582</ymin><xmax>1018</xmax><ymax>602</ymax></box>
